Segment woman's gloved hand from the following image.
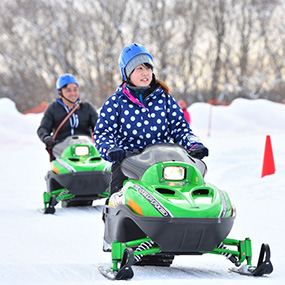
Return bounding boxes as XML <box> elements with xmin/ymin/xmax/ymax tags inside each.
<box><xmin>188</xmin><ymin>143</ymin><xmax>209</xmax><ymax>159</ymax></box>
<box><xmin>107</xmin><ymin>147</ymin><xmax>125</xmax><ymax>163</ymax></box>
<box><xmin>44</xmin><ymin>136</ymin><xmax>56</xmax><ymax>151</ymax></box>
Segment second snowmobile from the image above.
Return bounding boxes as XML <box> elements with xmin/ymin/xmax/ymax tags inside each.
<box><xmin>43</xmin><ymin>135</ymin><xmax>111</xmax><ymax>214</ymax></box>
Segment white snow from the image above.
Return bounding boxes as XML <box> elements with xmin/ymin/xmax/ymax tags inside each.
<box><xmin>0</xmin><ymin>97</ymin><xmax>284</xmax><ymax>284</ymax></box>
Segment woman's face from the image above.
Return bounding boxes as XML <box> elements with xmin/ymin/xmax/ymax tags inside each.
<box><xmin>129</xmin><ymin>64</ymin><xmax>152</xmax><ymax>87</ymax></box>
<box><xmin>61</xmin><ymin>83</ymin><xmax>79</xmax><ymax>107</ymax></box>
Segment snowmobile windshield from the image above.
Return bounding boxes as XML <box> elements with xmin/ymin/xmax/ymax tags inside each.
<box><xmin>52</xmin><ymin>135</ymin><xmax>94</xmax><ymax>158</ymax></box>
<box><xmin>121</xmin><ymin>143</ymin><xmax>207</xmax><ymax>180</ymax></box>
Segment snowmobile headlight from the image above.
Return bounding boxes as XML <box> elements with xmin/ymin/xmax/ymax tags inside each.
<box><xmin>163</xmin><ymin>166</ymin><xmax>185</xmax><ymax>181</ymax></box>
<box><xmin>74</xmin><ymin>146</ymin><xmax>89</xmax><ymax>156</ymax></box>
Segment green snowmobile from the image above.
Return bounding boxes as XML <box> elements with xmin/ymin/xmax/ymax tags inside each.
<box><xmin>99</xmin><ymin>143</ymin><xmax>273</xmax><ymax>280</ymax></box>
<box><xmin>43</xmin><ymin>135</ymin><xmax>111</xmax><ymax>214</ymax></box>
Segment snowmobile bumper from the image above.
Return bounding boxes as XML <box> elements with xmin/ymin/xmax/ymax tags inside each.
<box><xmin>45</xmin><ymin>170</ymin><xmax>111</xmax><ymax>196</ymax></box>
<box><xmin>104</xmin><ymin>204</ymin><xmax>235</xmax><ymax>253</ymax></box>
<box><xmin>43</xmin><ymin>170</ymin><xmax>111</xmax><ymax>214</ymax></box>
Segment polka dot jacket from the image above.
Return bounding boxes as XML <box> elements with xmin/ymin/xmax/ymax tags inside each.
<box><xmin>93</xmin><ymin>83</ymin><xmax>201</xmax><ymax>162</ymax></box>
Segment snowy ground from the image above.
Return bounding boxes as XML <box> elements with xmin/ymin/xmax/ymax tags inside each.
<box><xmin>0</xmin><ymin>97</ymin><xmax>284</xmax><ymax>284</ymax></box>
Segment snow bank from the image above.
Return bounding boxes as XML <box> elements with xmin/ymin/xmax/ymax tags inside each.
<box><xmin>0</xmin><ymin>97</ymin><xmax>284</xmax><ymax>284</ymax></box>
<box><xmin>189</xmin><ymin>98</ymin><xmax>285</xmax><ymax>136</ymax></box>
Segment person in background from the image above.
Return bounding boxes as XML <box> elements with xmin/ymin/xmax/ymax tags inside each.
<box><xmin>93</xmin><ymin>43</ymin><xmax>208</xmax><ymax>196</ymax></box>
<box><xmin>37</xmin><ymin>74</ymin><xmax>98</xmax><ymax>160</ymax></box>
<box><xmin>178</xmin><ymin>100</ymin><xmax>191</xmax><ymax>124</ymax></box>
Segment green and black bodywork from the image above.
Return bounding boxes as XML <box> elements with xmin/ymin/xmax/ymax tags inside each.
<box><xmin>99</xmin><ymin>143</ymin><xmax>273</xmax><ymax>280</ymax></box>
<box><xmin>43</xmin><ymin>136</ymin><xmax>111</xmax><ymax>214</ymax></box>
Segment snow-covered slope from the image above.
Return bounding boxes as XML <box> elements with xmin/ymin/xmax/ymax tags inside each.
<box><xmin>0</xmin><ymin>98</ymin><xmax>284</xmax><ymax>284</ymax></box>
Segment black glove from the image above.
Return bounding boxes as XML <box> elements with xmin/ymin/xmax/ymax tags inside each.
<box><xmin>107</xmin><ymin>147</ymin><xmax>125</xmax><ymax>163</ymax></box>
<box><xmin>44</xmin><ymin>136</ymin><xmax>56</xmax><ymax>151</ymax></box>
<box><xmin>188</xmin><ymin>144</ymin><xmax>209</xmax><ymax>160</ymax></box>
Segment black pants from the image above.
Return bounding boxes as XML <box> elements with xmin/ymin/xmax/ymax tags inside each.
<box><xmin>109</xmin><ymin>162</ymin><xmax>128</xmax><ymax>196</ymax></box>
<box><xmin>103</xmin><ymin>163</ymin><xmax>128</xmax><ymax>222</ymax></box>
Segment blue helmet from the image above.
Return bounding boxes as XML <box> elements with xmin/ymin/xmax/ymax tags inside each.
<box><xmin>56</xmin><ymin>74</ymin><xmax>79</xmax><ymax>94</ymax></box>
<box><xmin>119</xmin><ymin>43</ymin><xmax>153</xmax><ymax>80</ymax></box>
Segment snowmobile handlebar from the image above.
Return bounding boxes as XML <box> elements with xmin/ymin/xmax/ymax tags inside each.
<box><xmin>124</xmin><ymin>145</ymin><xmax>206</xmax><ymax>161</ymax></box>
<box><xmin>125</xmin><ymin>148</ymin><xmax>140</xmax><ymax>158</ymax></box>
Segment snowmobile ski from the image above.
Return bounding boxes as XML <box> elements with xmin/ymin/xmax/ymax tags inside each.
<box><xmin>98</xmin><ymin>248</ymin><xmax>135</xmax><ymax>280</ymax></box>
<box><xmin>229</xmin><ymin>243</ymin><xmax>273</xmax><ymax>276</ymax></box>
<box><xmin>98</xmin><ymin>266</ymin><xmax>118</xmax><ymax>280</ymax></box>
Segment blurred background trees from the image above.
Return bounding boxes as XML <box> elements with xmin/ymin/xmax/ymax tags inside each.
<box><xmin>0</xmin><ymin>0</ymin><xmax>284</xmax><ymax>112</ymax></box>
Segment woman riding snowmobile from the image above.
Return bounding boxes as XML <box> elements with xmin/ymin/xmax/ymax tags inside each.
<box><xmin>93</xmin><ymin>43</ymin><xmax>208</xmax><ymax>197</ymax></box>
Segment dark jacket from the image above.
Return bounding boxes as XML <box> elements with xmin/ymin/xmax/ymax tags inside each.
<box><xmin>37</xmin><ymin>98</ymin><xmax>98</xmax><ymax>143</ymax></box>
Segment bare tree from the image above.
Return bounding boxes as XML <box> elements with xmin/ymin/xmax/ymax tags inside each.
<box><xmin>0</xmin><ymin>0</ymin><xmax>284</xmax><ymax>112</ymax></box>
<box><xmin>172</xmin><ymin>0</ymin><xmax>205</xmax><ymax>103</ymax></box>
<box><xmin>206</xmin><ymin>0</ymin><xmax>226</xmax><ymax>101</ymax></box>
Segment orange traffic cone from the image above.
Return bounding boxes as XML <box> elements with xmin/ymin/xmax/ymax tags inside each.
<box><xmin>261</xmin><ymin>135</ymin><xmax>276</xmax><ymax>178</ymax></box>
